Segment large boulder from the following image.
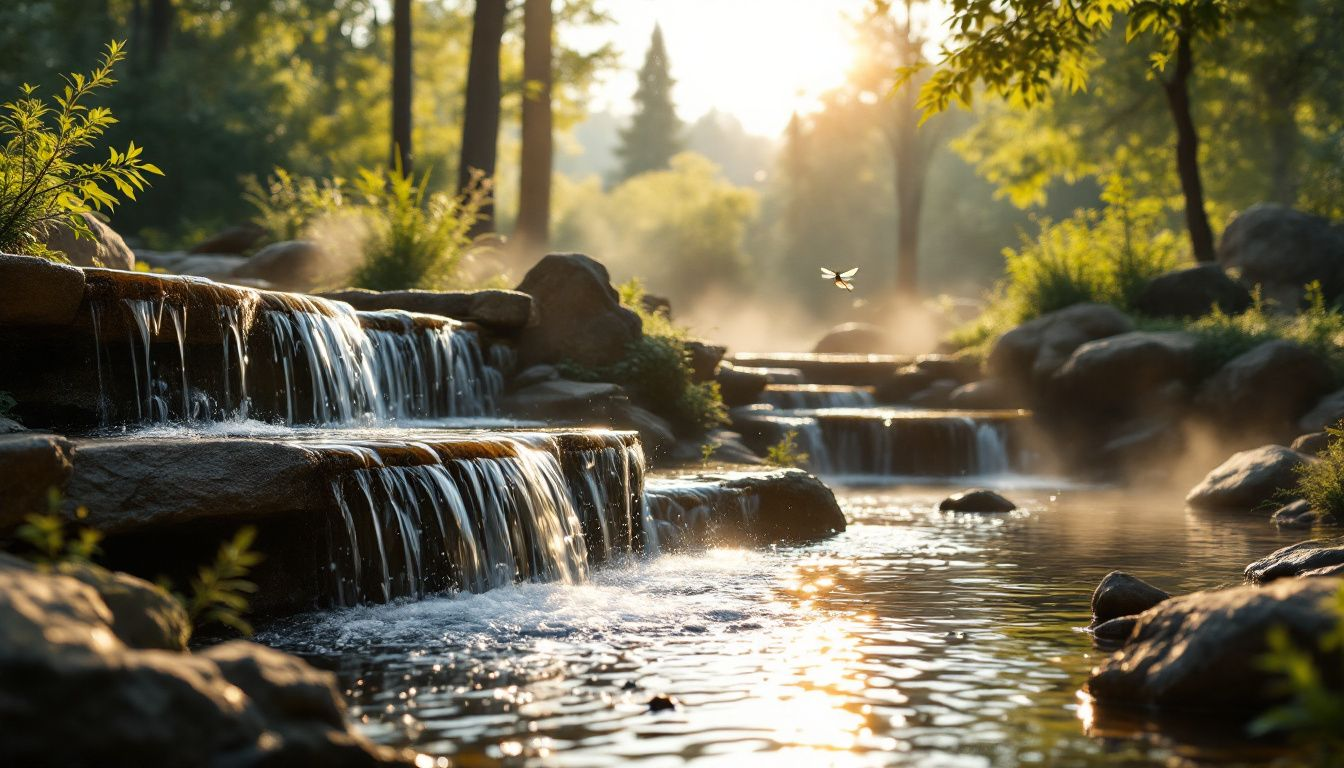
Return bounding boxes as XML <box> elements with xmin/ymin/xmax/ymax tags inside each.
<box><xmin>947</xmin><ymin>378</ymin><xmax>1021</xmax><ymax>409</ymax></box>
<box><xmin>0</xmin><ymin>555</ymin><xmax>409</xmax><ymax>767</ymax></box>
<box><xmin>1091</xmin><ymin>571</ymin><xmax>1170</xmax><ymax>624</ymax></box>
<box><xmin>1051</xmin><ymin>331</ymin><xmax>1198</xmax><ymax>410</ymax></box>
<box><xmin>716</xmin><ymin>362</ymin><xmax>769</xmax><ymax>408</ymax></box>
<box><xmin>0</xmin><ymin>432</ymin><xmax>74</xmax><ymax>531</ymax></box>
<box><xmin>1292</xmin><ymin>431</ymin><xmax>1331</xmax><ymax>455</ymax></box>
<box><xmin>1132</xmin><ymin>264</ymin><xmax>1251</xmax><ymax>318</ymax></box>
<box><xmin>514</xmin><ymin>254</ymin><xmax>642</xmax><ymax>368</ymax></box>
<box><xmin>1087</xmin><ymin>577</ymin><xmax>1343</xmax><ymax>710</ymax></box>
<box><xmin>813</xmin><ymin>323</ymin><xmax>890</xmax><ymax>354</ymax></box>
<box><xmin>57</xmin><ymin>562</ymin><xmax>191</xmax><ymax>651</ymax></box>
<box><xmin>40</xmin><ymin>212</ymin><xmax>135</xmax><ymax>270</ymax></box>
<box><xmin>232</xmin><ymin>240</ymin><xmax>336</xmax><ymax>292</ymax></box>
<box><xmin>1299</xmin><ymin>388</ymin><xmax>1344</xmax><ymax>433</ymax></box>
<box><xmin>0</xmin><ymin>254</ymin><xmax>87</xmax><ymax>327</ymax></box>
<box><xmin>1245</xmin><ymin>538</ymin><xmax>1344</xmax><ymax>583</ymax></box>
<box><xmin>987</xmin><ymin>303</ymin><xmax>1134</xmax><ymax>387</ymax></box>
<box><xmin>320</xmin><ymin>288</ymin><xmax>536</xmax><ymax>331</ymax></box>
<box><xmin>1197</xmin><ymin>340</ymin><xmax>1334</xmax><ymax>436</ymax></box>
<box><xmin>1185</xmin><ymin>444</ymin><xmax>1314</xmax><ymax>511</ymax></box>
<box><xmin>188</xmin><ymin>223</ymin><xmax>267</xmax><ymax>255</ymax></box>
<box><xmin>1218</xmin><ymin>203</ymin><xmax>1344</xmax><ymax>308</ymax></box>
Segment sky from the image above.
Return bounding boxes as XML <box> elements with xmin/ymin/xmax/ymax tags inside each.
<box><xmin>568</xmin><ymin>0</ymin><xmax>875</xmax><ymax>138</ymax></box>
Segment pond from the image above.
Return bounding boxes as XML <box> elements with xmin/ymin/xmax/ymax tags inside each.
<box><xmin>260</xmin><ymin>482</ymin><xmax>1299</xmax><ymax>766</ymax></box>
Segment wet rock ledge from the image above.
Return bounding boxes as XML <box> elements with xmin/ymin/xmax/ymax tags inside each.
<box><xmin>0</xmin><ymin>554</ymin><xmax>411</xmax><ymax>767</ymax></box>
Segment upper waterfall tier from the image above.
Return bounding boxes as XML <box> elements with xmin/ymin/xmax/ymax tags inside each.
<box><xmin>0</xmin><ymin>267</ymin><xmax>506</xmax><ymax>429</ymax></box>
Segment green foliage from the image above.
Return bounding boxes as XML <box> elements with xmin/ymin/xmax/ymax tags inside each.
<box><xmin>1293</xmin><ymin>426</ymin><xmax>1344</xmax><ymax>520</ymax></box>
<box><xmin>0</xmin><ymin>40</ymin><xmax>161</xmax><ymax>258</ymax></box>
<box><xmin>171</xmin><ymin>526</ymin><xmax>263</xmax><ymax>637</ymax></box>
<box><xmin>242</xmin><ymin>167</ymin><xmax>345</xmax><ymax>242</ymax></box>
<box><xmin>13</xmin><ymin>489</ymin><xmax>101</xmax><ymax>567</ymax></box>
<box><xmin>1251</xmin><ymin>583</ymin><xmax>1344</xmax><ymax>765</ymax></box>
<box><xmin>1184</xmin><ymin>282</ymin><xmax>1344</xmax><ymax>377</ymax></box>
<box><xmin>765</xmin><ymin>429</ymin><xmax>809</xmax><ymax>468</ymax></box>
<box><xmin>951</xmin><ymin>171</ymin><xmax>1184</xmax><ymax>347</ymax></box>
<box><xmin>700</xmin><ymin>442</ymin><xmax>717</xmax><ymax>465</ymax></box>
<box><xmin>553</xmin><ymin>153</ymin><xmax>758</xmax><ymax>305</ymax></box>
<box><xmin>562</xmin><ymin>278</ymin><xmax>728</xmax><ymax>434</ymax></box>
<box><xmin>350</xmin><ymin>166</ymin><xmax>491</xmax><ymax>291</ymax></box>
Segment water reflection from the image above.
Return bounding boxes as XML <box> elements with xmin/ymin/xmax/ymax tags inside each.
<box><xmin>261</xmin><ymin>485</ymin><xmax>1298</xmax><ymax>766</ymax></box>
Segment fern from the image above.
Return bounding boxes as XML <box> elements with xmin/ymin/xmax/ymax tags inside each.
<box><xmin>0</xmin><ymin>40</ymin><xmax>162</xmax><ymax>258</ymax></box>
<box><xmin>14</xmin><ymin>488</ymin><xmax>101</xmax><ymax>567</ymax></box>
<box><xmin>174</xmin><ymin>526</ymin><xmax>263</xmax><ymax>637</ymax></box>
<box><xmin>765</xmin><ymin>430</ymin><xmax>809</xmax><ymax>468</ymax></box>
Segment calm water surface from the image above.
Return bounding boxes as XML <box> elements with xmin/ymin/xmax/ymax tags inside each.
<box><xmin>261</xmin><ymin>483</ymin><xmax>1302</xmax><ymax>767</ymax></box>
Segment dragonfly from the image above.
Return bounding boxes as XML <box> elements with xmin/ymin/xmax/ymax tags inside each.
<box><xmin>820</xmin><ymin>267</ymin><xmax>859</xmax><ymax>291</ymax></box>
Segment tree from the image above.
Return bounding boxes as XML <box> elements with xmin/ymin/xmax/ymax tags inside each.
<box><xmin>615</xmin><ymin>24</ymin><xmax>681</xmax><ymax>181</ymax></box>
<box><xmin>458</xmin><ymin>0</ymin><xmax>507</xmax><ymax>234</ymax></box>
<box><xmin>390</xmin><ymin>0</ymin><xmax>413</xmax><ymax>174</ymax></box>
<box><xmin>859</xmin><ymin>0</ymin><xmax>941</xmax><ymax>298</ymax></box>
<box><xmin>914</xmin><ymin>0</ymin><xmax>1266</xmax><ymax>263</ymax></box>
<box><xmin>514</xmin><ymin>0</ymin><xmax>553</xmax><ymax>253</ymax></box>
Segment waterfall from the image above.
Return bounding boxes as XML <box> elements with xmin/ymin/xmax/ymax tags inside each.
<box><xmin>320</xmin><ymin>434</ymin><xmax>647</xmax><ymax>606</ymax></box>
<box><xmin>89</xmin><ymin>291</ymin><xmax>501</xmax><ymax>427</ymax></box>
<box><xmin>762</xmin><ymin>384</ymin><xmax>876</xmax><ymax>410</ymax></box>
<box><xmin>642</xmin><ymin>479</ymin><xmax>761</xmax><ymax>552</ymax></box>
<box><xmin>973</xmin><ymin>421</ymin><xmax>1012</xmax><ymax>475</ymax></box>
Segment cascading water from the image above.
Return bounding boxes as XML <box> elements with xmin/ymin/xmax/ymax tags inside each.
<box><xmin>642</xmin><ymin>479</ymin><xmax>761</xmax><ymax>552</ymax></box>
<box><xmin>89</xmin><ymin>288</ymin><xmax>501</xmax><ymax>427</ymax></box>
<box><xmin>761</xmin><ymin>384</ymin><xmax>876</xmax><ymax>410</ymax></box>
<box><xmin>319</xmin><ymin>434</ymin><xmax>648</xmax><ymax>606</ymax></box>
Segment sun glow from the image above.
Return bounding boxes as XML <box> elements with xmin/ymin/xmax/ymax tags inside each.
<box><xmin>578</xmin><ymin>0</ymin><xmax>874</xmax><ymax>136</ymax></box>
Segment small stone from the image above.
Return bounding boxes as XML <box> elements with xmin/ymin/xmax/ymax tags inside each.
<box><xmin>939</xmin><ymin>489</ymin><xmax>1016</xmax><ymax>513</ymax></box>
<box><xmin>1091</xmin><ymin>571</ymin><xmax>1170</xmax><ymax>624</ymax></box>
<box><xmin>647</xmin><ymin>694</ymin><xmax>679</xmax><ymax>712</ymax></box>
<box><xmin>1091</xmin><ymin>616</ymin><xmax>1138</xmax><ymax>649</ymax></box>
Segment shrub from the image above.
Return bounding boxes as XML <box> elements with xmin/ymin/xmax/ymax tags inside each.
<box><xmin>242</xmin><ymin>166</ymin><xmax>345</xmax><ymax>242</ymax></box>
<box><xmin>562</xmin><ymin>278</ymin><xmax>728</xmax><ymax>434</ymax></box>
<box><xmin>0</xmin><ymin>41</ymin><xmax>161</xmax><ymax>258</ymax></box>
<box><xmin>349</xmin><ymin>166</ymin><xmax>490</xmax><ymax>290</ymax></box>
<box><xmin>14</xmin><ymin>489</ymin><xmax>101</xmax><ymax>567</ymax></box>
<box><xmin>1252</xmin><ymin>583</ymin><xmax>1344</xmax><ymax>765</ymax></box>
<box><xmin>1294</xmin><ymin>426</ymin><xmax>1344</xmax><ymax>520</ymax></box>
<box><xmin>168</xmin><ymin>526</ymin><xmax>263</xmax><ymax>637</ymax></box>
<box><xmin>765</xmin><ymin>430</ymin><xmax>809</xmax><ymax>468</ymax></box>
<box><xmin>1182</xmin><ymin>283</ymin><xmax>1344</xmax><ymax>379</ymax></box>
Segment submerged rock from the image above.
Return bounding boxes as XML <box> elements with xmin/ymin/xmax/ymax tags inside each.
<box><xmin>647</xmin><ymin>694</ymin><xmax>679</xmax><ymax>712</ymax></box>
<box><xmin>939</xmin><ymin>489</ymin><xmax>1016</xmax><ymax>513</ymax></box>
<box><xmin>515</xmin><ymin>253</ymin><xmax>642</xmax><ymax>368</ymax></box>
<box><xmin>1091</xmin><ymin>571</ymin><xmax>1170</xmax><ymax>624</ymax></box>
<box><xmin>1270</xmin><ymin>499</ymin><xmax>1336</xmax><ymax>529</ymax></box>
<box><xmin>1087</xmin><ymin>577</ymin><xmax>1343</xmax><ymax>710</ymax></box>
<box><xmin>1245</xmin><ymin>538</ymin><xmax>1344</xmax><ymax>583</ymax></box>
<box><xmin>1132</xmin><ymin>264</ymin><xmax>1251</xmax><ymax>318</ymax></box>
<box><xmin>1184</xmin><ymin>445</ymin><xmax>1313</xmax><ymax>511</ymax></box>
<box><xmin>0</xmin><ymin>555</ymin><xmax>409</xmax><ymax>767</ymax></box>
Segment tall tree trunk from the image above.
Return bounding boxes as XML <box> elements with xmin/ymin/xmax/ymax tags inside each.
<box><xmin>459</xmin><ymin>0</ymin><xmax>507</xmax><ymax>235</ymax></box>
<box><xmin>391</xmin><ymin>0</ymin><xmax>414</xmax><ymax>175</ymax></box>
<box><xmin>515</xmin><ymin>0</ymin><xmax>554</xmax><ymax>253</ymax></box>
<box><xmin>1161</xmin><ymin>22</ymin><xmax>1216</xmax><ymax>263</ymax></box>
<box><xmin>893</xmin><ymin>81</ymin><xmax>923</xmax><ymax>298</ymax></box>
<box><xmin>146</xmin><ymin>0</ymin><xmax>173</xmax><ymax>71</ymax></box>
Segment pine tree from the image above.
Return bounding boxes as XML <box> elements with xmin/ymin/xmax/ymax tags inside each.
<box><xmin>616</xmin><ymin>24</ymin><xmax>681</xmax><ymax>181</ymax></box>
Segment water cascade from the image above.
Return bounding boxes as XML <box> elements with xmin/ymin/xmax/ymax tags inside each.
<box><xmin>761</xmin><ymin>384</ymin><xmax>876</xmax><ymax>410</ymax></box>
<box><xmin>78</xmin><ymin>272</ymin><xmax>501</xmax><ymax>427</ymax></box>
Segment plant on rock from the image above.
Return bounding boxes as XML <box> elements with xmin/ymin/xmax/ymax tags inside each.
<box><xmin>765</xmin><ymin>430</ymin><xmax>809</xmax><ymax>468</ymax></box>
<box><xmin>0</xmin><ymin>41</ymin><xmax>162</xmax><ymax>259</ymax></box>
<box><xmin>168</xmin><ymin>526</ymin><xmax>263</xmax><ymax>637</ymax></box>
<box><xmin>351</xmin><ymin>165</ymin><xmax>492</xmax><ymax>290</ymax></box>
<box><xmin>1295</xmin><ymin>425</ymin><xmax>1344</xmax><ymax>521</ymax></box>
